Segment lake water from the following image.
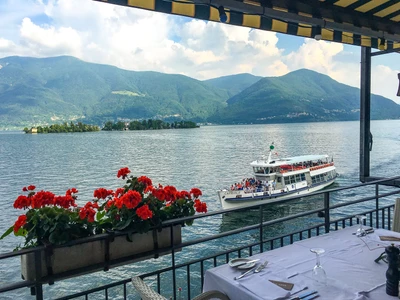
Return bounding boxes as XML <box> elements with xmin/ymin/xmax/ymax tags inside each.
<box><xmin>0</xmin><ymin>120</ymin><xmax>400</xmax><ymax>298</ymax></box>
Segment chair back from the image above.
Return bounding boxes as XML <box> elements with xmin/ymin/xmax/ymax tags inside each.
<box><xmin>392</xmin><ymin>198</ymin><xmax>400</xmax><ymax>232</ymax></box>
<box><xmin>131</xmin><ymin>277</ymin><xmax>167</xmax><ymax>300</ymax></box>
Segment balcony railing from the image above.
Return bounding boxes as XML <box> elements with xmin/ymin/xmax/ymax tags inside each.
<box><xmin>1</xmin><ymin>175</ymin><xmax>400</xmax><ymax>299</ymax></box>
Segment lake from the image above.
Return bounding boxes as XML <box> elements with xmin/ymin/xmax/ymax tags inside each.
<box><xmin>0</xmin><ymin>120</ymin><xmax>399</xmax><ymax>298</ymax></box>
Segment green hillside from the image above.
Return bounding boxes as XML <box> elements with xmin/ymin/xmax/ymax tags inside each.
<box><xmin>0</xmin><ymin>56</ymin><xmax>230</xmax><ymax>128</ymax></box>
<box><xmin>208</xmin><ymin>69</ymin><xmax>400</xmax><ymax>124</ymax></box>
<box><xmin>204</xmin><ymin>73</ymin><xmax>263</xmax><ymax>97</ymax></box>
<box><xmin>0</xmin><ymin>57</ymin><xmax>399</xmax><ymax>129</ymax></box>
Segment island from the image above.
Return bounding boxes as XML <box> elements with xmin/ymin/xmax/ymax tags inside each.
<box><xmin>24</xmin><ymin>122</ymin><xmax>100</xmax><ymax>133</ymax></box>
<box><xmin>102</xmin><ymin>120</ymin><xmax>198</xmax><ymax>131</ymax></box>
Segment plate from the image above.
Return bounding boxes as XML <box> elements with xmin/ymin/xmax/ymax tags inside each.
<box><xmin>228</xmin><ymin>258</ymin><xmax>256</xmax><ymax>269</ymax></box>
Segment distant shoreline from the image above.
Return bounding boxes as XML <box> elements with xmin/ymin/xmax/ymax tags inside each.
<box><xmin>2</xmin><ymin>118</ymin><xmax>400</xmax><ymax>132</ymax></box>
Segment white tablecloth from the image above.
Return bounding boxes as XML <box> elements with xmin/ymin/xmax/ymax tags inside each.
<box><xmin>203</xmin><ymin>226</ymin><xmax>400</xmax><ymax>300</ymax></box>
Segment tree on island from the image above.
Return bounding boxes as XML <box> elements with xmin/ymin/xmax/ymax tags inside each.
<box><xmin>102</xmin><ymin>119</ymin><xmax>198</xmax><ymax>131</ymax></box>
<box><xmin>23</xmin><ymin>122</ymin><xmax>100</xmax><ymax>133</ymax></box>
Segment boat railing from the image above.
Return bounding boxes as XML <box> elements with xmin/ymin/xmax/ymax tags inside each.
<box><xmin>309</xmin><ymin>162</ymin><xmax>334</xmax><ymax>171</ymax></box>
<box><xmin>1</xmin><ymin>175</ymin><xmax>400</xmax><ymax>299</ymax></box>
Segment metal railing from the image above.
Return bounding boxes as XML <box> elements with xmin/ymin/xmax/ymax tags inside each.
<box><xmin>1</xmin><ymin>175</ymin><xmax>400</xmax><ymax>299</ymax></box>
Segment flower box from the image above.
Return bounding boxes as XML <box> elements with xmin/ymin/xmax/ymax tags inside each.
<box><xmin>21</xmin><ymin>225</ymin><xmax>181</xmax><ymax>281</ymax></box>
<box><xmin>1</xmin><ymin>167</ymin><xmax>206</xmax><ymax>282</ymax></box>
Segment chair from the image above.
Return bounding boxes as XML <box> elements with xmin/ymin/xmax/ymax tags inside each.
<box><xmin>131</xmin><ymin>276</ymin><xmax>230</xmax><ymax>300</ymax></box>
<box><xmin>392</xmin><ymin>198</ymin><xmax>400</xmax><ymax>232</ymax></box>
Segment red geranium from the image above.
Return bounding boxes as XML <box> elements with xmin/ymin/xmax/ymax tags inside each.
<box><xmin>164</xmin><ymin>185</ymin><xmax>178</xmax><ymax>202</ymax></box>
<box><xmin>2</xmin><ymin>168</ymin><xmax>207</xmax><ymax>248</ymax></box>
<box><xmin>190</xmin><ymin>188</ymin><xmax>202</xmax><ymax>198</ymax></box>
<box><xmin>31</xmin><ymin>190</ymin><xmax>56</xmax><ymax>208</ymax></box>
<box><xmin>114</xmin><ymin>197</ymin><xmax>124</xmax><ymax>209</ymax></box>
<box><xmin>54</xmin><ymin>195</ymin><xmax>76</xmax><ymax>209</ymax></box>
<box><xmin>120</xmin><ymin>190</ymin><xmax>142</xmax><ymax>209</ymax></box>
<box><xmin>79</xmin><ymin>202</ymin><xmax>99</xmax><ymax>223</ymax></box>
<box><xmin>149</xmin><ymin>187</ymin><xmax>166</xmax><ymax>201</ymax></box>
<box><xmin>136</xmin><ymin>204</ymin><xmax>153</xmax><ymax>220</ymax></box>
<box><xmin>13</xmin><ymin>195</ymin><xmax>31</xmax><ymax>209</ymax></box>
<box><xmin>194</xmin><ymin>199</ymin><xmax>207</xmax><ymax>213</ymax></box>
<box><xmin>117</xmin><ymin>167</ymin><xmax>131</xmax><ymax>179</ymax></box>
<box><xmin>94</xmin><ymin>188</ymin><xmax>114</xmax><ymax>199</ymax></box>
<box><xmin>138</xmin><ymin>176</ymin><xmax>152</xmax><ymax>187</ymax></box>
<box><xmin>176</xmin><ymin>190</ymin><xmax>191</xmax><ymax>199</ymax></box>
<box><xmin>13</xmin><ymin>215</ymin><xmax>27</xmax><ymax>233</ymax></box>
<box><xmin>66</xmin><ymin>188</ymin><xmax>78</xmax><ymax>196</ymax></box>
<box><xmin>114</xmin><ymin>187</ymin><xmax>125</xmax><ymax>198</ymax></box>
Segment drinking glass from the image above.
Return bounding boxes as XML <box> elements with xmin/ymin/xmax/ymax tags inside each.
<box><xmin>310</xmin><ymin>248</ymin><xmax>327</xmax><ymax>285</ymax></box>
<box><xmin>356</xmin><ymin>215</ymin><xmax>367</xmax><ymax>237</ymax></box>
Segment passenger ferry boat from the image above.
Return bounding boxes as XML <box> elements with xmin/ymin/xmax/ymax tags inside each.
<box><xmin>218</xmin><ymin>144</ymin><xmax>337</xmax><ymax>210</ymax></box>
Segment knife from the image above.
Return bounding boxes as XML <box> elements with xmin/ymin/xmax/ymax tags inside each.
<box><xmin>234</xmin><ymin>265</ymin><xmax>258</xmax><ymax>280</ymax></box>
<box><xmin>230</xmin><ymin>259</ymin><xmax>260</xmax><ymax>267</ymax></box>
<box><xmin>290</xmin><ymin>290</ymin><xmax>317</xmax><ymax>300</ymax></box>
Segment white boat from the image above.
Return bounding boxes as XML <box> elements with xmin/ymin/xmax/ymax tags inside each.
<box><xmin>217</xmin><ymin>144</ymin><xmax>338</xmax><ymax>210</ymax></box>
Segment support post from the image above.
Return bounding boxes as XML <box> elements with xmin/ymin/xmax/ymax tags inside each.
<box><xmin>324</xmin><ymin>192</ymin><xmax>330</xmax><ymax>234</ymax></box>
<box><xmin>34</xmin><ymin>250</ymin><xmax>43</xmax><ymax>300</ymax></box>
<box><xmin>259</xmin><ymin>206</ymin><xmax>264</xmax><ymax>253</ymax></box>
<box><xmin>360</xmin><ymin>46</ymin><xmax>371</xmax><ymax>182</ymax></box>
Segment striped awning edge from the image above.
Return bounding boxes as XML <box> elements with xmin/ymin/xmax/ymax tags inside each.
<box><xmin>93</xmin><ymin>0</ymin><xmax>400</xmax><ymax>51</ymax></box>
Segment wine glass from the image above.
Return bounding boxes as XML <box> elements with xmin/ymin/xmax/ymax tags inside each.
<box><xmin>356</xmin><ymin>215</ymin><xmax>367</xmax><ymax>237</ymax></box>
<box><xmin>310</xmin><ymin>248</ymin><xmax>327</xmax><ymax>285</ymax></box>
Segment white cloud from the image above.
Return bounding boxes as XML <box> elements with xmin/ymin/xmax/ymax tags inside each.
<box><xmin>284</xmin><ymin>39</ymin><xmax>344</xmax><ymax>74</ymax></box>
<box><xmin>372</xmin><ymin>64</ymin><xmax>400</xmax><ymax>102</ymax></box>
<box><xmin>19</xmin><ymin>17</ymin><xmax>82</xmax><ymax>57</ymax></box>
<box><xmin>0</xmin><ymin>0</ymin><xmax>399</xmax><ymax>103</ymax></box>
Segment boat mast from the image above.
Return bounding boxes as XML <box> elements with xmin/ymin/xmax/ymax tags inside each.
<box><xmin>267</xmin><ymin>143</ymin><xmax>274</xmax><ymax>163</ymax></box>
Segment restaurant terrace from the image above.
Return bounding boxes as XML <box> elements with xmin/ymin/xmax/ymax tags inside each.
<box><xmin>1</xmin><ymin>0</ymin><xmax>400</xmax><ymax>299</ymax></box>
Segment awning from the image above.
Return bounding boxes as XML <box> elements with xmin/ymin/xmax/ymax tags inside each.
<box><xmin>94</xmin><ymin>0</ymin><xmax>400</xmax><ymax>51</ymax></box>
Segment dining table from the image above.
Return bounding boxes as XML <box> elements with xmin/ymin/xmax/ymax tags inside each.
<box><xmin>203</xmin><ymin>225</ymin><xmax>400</xmax><ymax>300</ymax></box>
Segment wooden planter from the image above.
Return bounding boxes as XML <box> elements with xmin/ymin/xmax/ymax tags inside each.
<box><xmin>21</xmin><ymin>225</ymin><xmax>181</xmax><ymax>281</ymax></box>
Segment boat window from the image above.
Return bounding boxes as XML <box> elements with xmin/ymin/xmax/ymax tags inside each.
<box><xmin>301</xmin><ymin>174</ymin><xmax>306</xmax><ymax>181</ymax></box>
<box><xmin>295</xmin><ymin>174</ymin><xmax>301</xmax><ymax>182</ymax></box>
<box><xmin>284</xmin><ymin>177</ymin><xmax>290</xmax><ymax>185</ymax></box>
<box><xmin>277</xmin><ymin>177</ymin><xmax>281</xmax><ymax>183</ymax></box>
<box><xmin>290</xmin><ymin>175</ymin><xmax>296</xmax><ymax>184</ymax></box>
<box><xmin>254</xmin><ymin>167</ymin><xmax>265</xmax><ymax>174</ymax></box>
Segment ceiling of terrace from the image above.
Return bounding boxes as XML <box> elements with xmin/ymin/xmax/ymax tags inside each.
<box><xmin>94</xmin><ymin>0</ymin><xmax>400</xmax><ymax>51</ymax></box>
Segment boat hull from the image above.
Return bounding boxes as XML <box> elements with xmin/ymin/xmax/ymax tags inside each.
<box><xmin>218</xmin><ymin>179</ymin><xmax>335</xmax><ymax>210</ymax></box>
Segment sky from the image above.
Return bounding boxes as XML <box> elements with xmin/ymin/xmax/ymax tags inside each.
<box><xmin>0</xmin><ymin>0</ymin><xmax>399</xmax><ymax>103</ymax></box>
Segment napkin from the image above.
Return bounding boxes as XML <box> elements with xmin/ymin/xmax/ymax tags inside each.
<box><xmin>239</xmin><ymin>274</ymin><xmax>306</xmax><ymax>300</ymax></box>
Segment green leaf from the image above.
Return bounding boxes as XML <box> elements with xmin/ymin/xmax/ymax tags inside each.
<box><xmin>49</xmin><ymin>231</ymin><xmax>58</xmax><ymax>244</ymax></box>
<box><xmin>115</xmin><ymin>217</ymin><xmax>132</xmax><ymax>230</ymax></box>
<box><xmin>0</xmin><ymin>226</ymin><xmax>14</xmax><ymax>240</ymax></box>
<box><xmin>96</xmin><ymin>211</ymin><xmax>105</xmax><ymax>221</ymax></box>
<box><xmin>185</xmin><ymin>220</ymin><xmax>194</xmax><ymax>226</ymax></box>
<box><xmin>15</xmin><ymin>228</ymin><xmax>27</xmax><ymax>237</ymax></box>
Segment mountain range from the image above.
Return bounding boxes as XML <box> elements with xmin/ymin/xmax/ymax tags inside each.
<box><xmin>0</xmin><ymin>56</ymin><xmax>399</xmax><ymax>129</ymax></box>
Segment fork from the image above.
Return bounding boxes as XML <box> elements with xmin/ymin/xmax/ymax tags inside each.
<box><xmin>254</xmin><ymin>260</ymin><xmax>269</xmax><ymax>273</ymax></box>
<box><xmin>234</xmin><ymin>260</ymin><xmax>268</xmax><ymax>280</ymax></box>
